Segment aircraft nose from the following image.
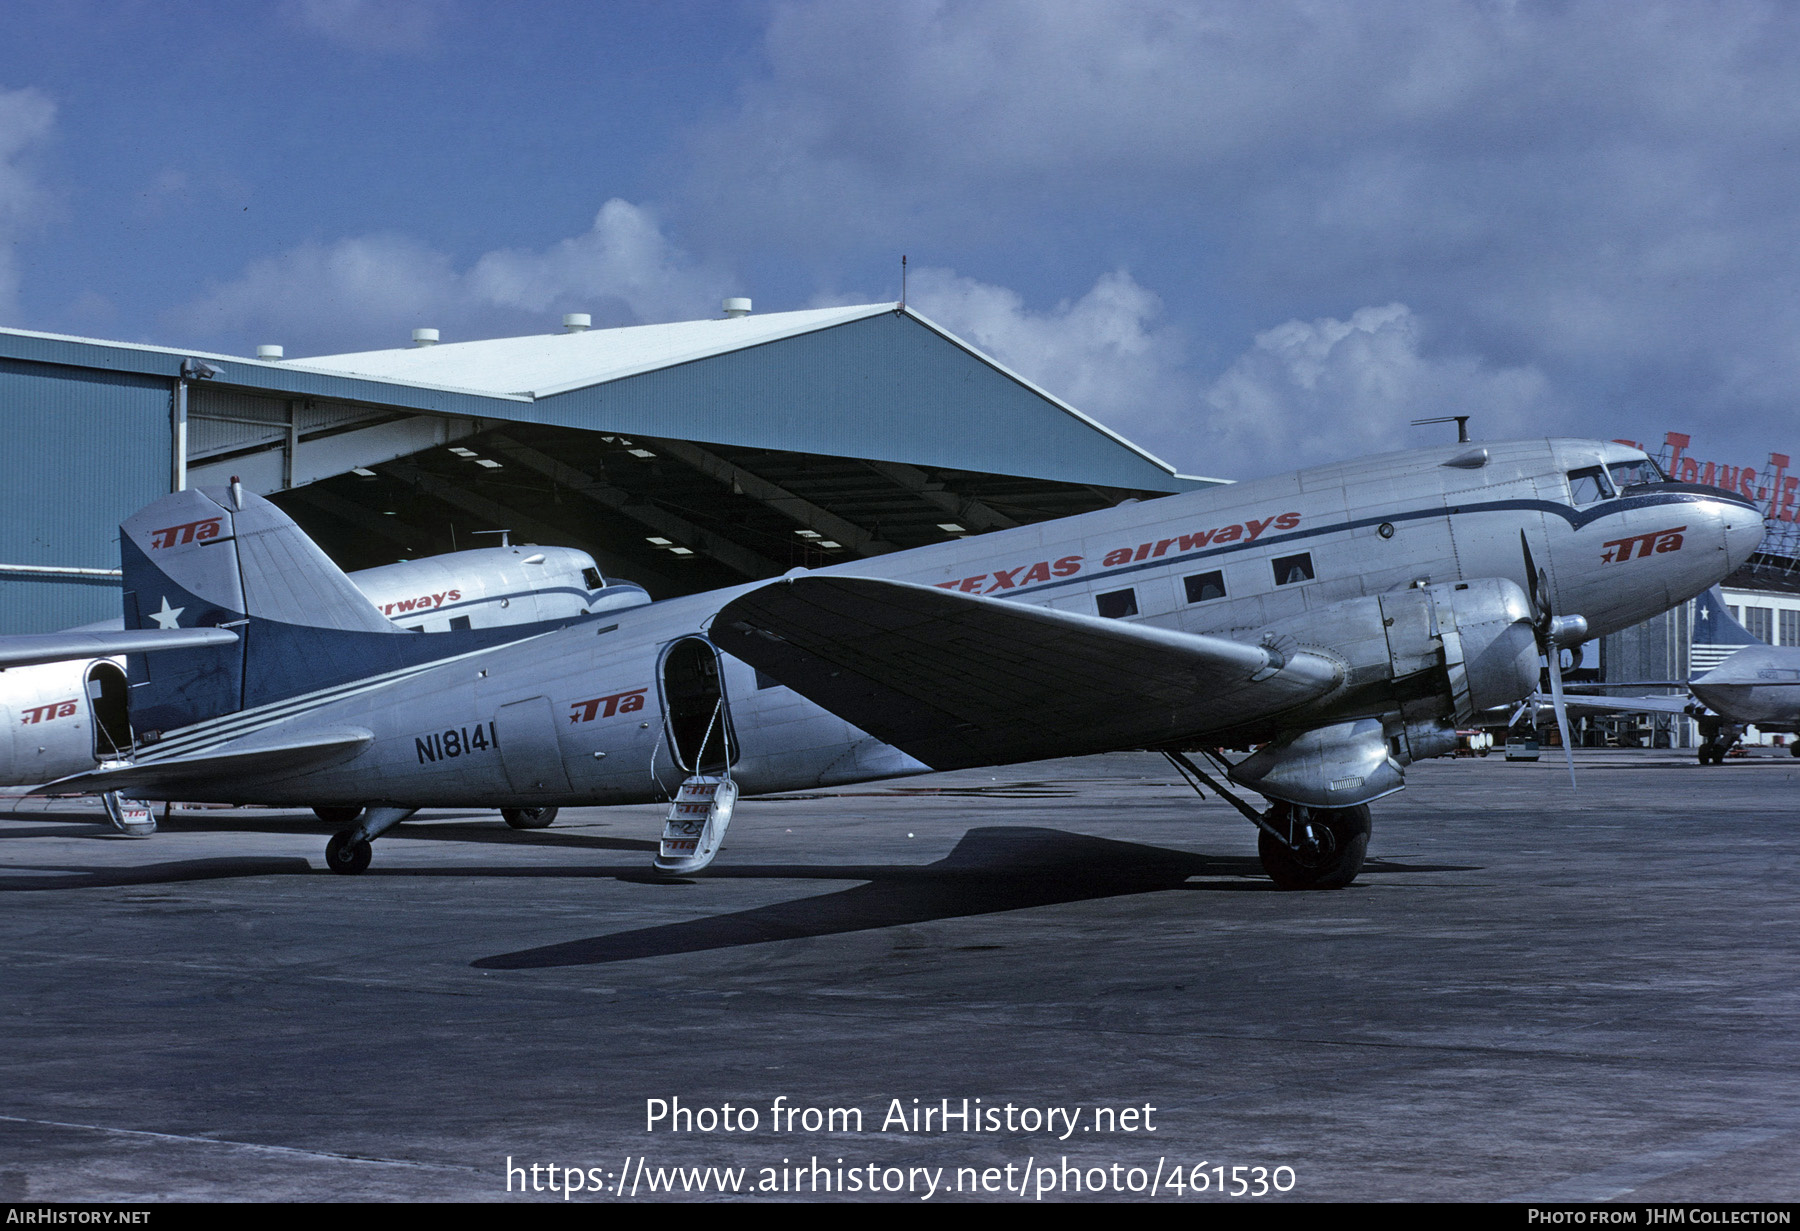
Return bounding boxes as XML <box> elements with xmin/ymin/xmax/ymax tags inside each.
<box><xmin>1721</xmin><ymin>504</ymin><xmax>1765</xmax><ymax>571</ymax></box>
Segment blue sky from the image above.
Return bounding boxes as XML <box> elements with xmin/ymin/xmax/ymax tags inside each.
<box><xmin>3</xmin><ymin>1</ymin><xmax>1799</xmax><ymax>480</ymax></box>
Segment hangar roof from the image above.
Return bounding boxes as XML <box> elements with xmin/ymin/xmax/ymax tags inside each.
<box><xmin>299</xmin><ymin>304</ymin><xmax>890</xmax><ymax>396</ymax></box>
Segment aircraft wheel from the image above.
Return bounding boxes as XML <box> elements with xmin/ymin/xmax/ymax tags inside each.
<box><xmin>1258</xmin><ymin>803</ymin><xmax>1371</xmax><ymax>890</ymax></box>
<box><xmin>1791</xmin><ymin>744</ymin><xmax>1799</xmax><ymax>758</ymax></box>
<box><xmin>325</xmin><ymin>831</ymin><xmax>372</xmax><ymax>875</ymax></box>
<box><xmin>313</xmin><ymin>805</ymin><xmax>363</xmax><ymax>825</ymax></box>
<box><xmin>502</xmin><ymin>806</ymin><xmax>559</xmax><ymax>830</ymax></box>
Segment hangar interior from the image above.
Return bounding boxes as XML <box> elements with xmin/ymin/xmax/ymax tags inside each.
<box><xmin>0</xmin><ymin>303</ymin><xmax>1209</xmax><ymax>629</ymax></box>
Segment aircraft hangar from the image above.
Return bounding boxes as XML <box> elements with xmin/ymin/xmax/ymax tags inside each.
<box><xmin>0</xmin><ymin>302</ymin><xmax>1214</xmax><ymax>632</ymax></box>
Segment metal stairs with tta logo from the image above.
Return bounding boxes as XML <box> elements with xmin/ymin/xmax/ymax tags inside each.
<box><xmin>654</xmin><ymin>774</ymin><xmax>739</xmax><ymax>874</ymax></box>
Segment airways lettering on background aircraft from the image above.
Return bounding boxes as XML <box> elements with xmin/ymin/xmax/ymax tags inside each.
<box><xmin>381</xmin><ymin>589</ymin><xmax>463</xmax><ymax>616</ymax></box>
<box><xmin>932</xmin><ymin>510</ymin><xmax>1303</xmax><ymax>596</ymax></box>
<box><xmin>148</xmin><ymin>518</ymin><xmax>223</xmax><ymax>549</ymax></box>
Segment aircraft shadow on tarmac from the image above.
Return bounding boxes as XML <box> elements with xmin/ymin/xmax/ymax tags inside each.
<box><xmin>472</xmin><ymin>826</ymin><xmax>1476</xmax><ymax>970</ymax></box>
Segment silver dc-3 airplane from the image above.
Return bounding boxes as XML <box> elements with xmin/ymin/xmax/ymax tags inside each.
<box><xmin>0</xmin><ymin>536</ymin><xmax>648</xmax><ymax>806</ymax></box>
<box><xmin>37</xmin><ymin>437</ymin><xmax>1762</xmax><ymax>889</ymax></box>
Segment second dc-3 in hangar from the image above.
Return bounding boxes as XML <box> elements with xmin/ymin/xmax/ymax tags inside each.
<box><xmin>0</xmin><ymin>304</ymin><xmax>1766</xmax><ymax>889</ymax></box>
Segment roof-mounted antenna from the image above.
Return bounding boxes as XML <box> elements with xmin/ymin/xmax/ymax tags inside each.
<box><xmin>901</xmin><ymin>254</ymin><xmax>907</xmax><ymax>311</ymax></box>
<box><xmin>1411</xmin><ymin>415</ymin><xmax>1471</xmax><ymax>443</ymax></box>
<box><xmin>471</xmin><ymin>529</ymin><xmax>512</xmax><ymax>548</ymax></box>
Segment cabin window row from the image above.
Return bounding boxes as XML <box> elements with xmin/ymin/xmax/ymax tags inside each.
<box><xmin>1095</xmin><ymin>552</ymin><xmax>1316</xmax><ymax>619</ymax></box>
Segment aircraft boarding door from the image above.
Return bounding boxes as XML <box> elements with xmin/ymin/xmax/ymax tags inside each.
<box><xmin>658</xmin><ymin>637</ymin><xmax>739</xmax><ymax>775</ymax></box>
<box><xmin>494</xmin><ymin>696</ymin><xmax>573</xmax><ymax>795</ymax></box>
<box><xmin>85</xmin><ymin>662</ymin><xmax>131</xmax><ymax>760</ymax></box>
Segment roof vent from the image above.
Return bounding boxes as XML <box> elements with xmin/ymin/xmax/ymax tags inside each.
<box><xmin>412</xmin><ymin>328</ymin><xmax>439</xmax><ymax>348</ymax></box>
<box><xmin>722</xmin><ymin>297</ymin><xmax>752</xmax><ymax>318</ymax></box>
<box><xmin>562</xmin><ymin>313</ymin><xmax>591</xmax><ymax>333</ymax></box>
<box><xmin>256</xmin><ymin>344</ymin><xmax>284</xmax><ymax>361</ymax></box>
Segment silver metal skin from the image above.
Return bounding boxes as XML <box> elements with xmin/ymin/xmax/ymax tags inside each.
<box><xmin>45</xmin><ymin>437</ymin><xmax>1762</xmax><ymax>881</ymax></box>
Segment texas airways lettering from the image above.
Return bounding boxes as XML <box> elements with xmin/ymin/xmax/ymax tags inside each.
<box><xmin>1102</xmin><ymin>511</ymin><xmax>1301</xmax><ymax>567</ymax></box>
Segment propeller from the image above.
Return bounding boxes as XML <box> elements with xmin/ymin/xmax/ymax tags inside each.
<box><xmin>1521</xmin><ymin>531</ymin><xmax>1588</xmax><ymax>790</ymax></box>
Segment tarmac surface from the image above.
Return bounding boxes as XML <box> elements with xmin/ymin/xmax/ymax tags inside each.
<box><xmin>2</xmin><ymin>747</ymin><xmax>1798</xmax><ymax>1203</ymax></box>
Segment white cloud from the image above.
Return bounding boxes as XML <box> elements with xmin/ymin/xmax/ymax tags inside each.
<box><xmin>0</xmin><ymin>85</ymin><xmax>56</xmax><ymax>323</ymax></box>
<box><xmin>165</xmin><ymin>200</ymin><xmax>734</xmax><ymax>355</ymax></box>
<box><xmin>907</xmin><ymin>266</ymin><xmax>1197</xmax><ymax>465</ymax></box>
<box><xmin>285</xmin><ymin>0</ymin><xmax>452</xmax><ymax>54</ymax></box>
<box><xmin>676</xmin><ymin>1</ymin><xmax>1800</xmax><ymax>459</ymax></box>
<box><xmin>1202</xmin><ymin>304</ymin><xmax>1554</xmax><ymax>475</ymax></box>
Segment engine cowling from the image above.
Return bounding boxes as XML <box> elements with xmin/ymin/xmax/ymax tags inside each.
<box><xmin>1226</xmin><ymin>578</ymin><xmax>1540</xmax><ymax>807</ymax></box>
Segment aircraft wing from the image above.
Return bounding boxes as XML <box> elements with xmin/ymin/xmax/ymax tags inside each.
<box><xmin>1552</xmin><ymin>691</ymin><xmax>1694</xmax><ymax>716</ymax></box>
<box><xmin>710</xmin><ymin>575</ymin><xmax>1342</xmax><ymax>771</ymax></box>
<box><xmin>0</xmin><ymin>627</ymin><xmax>239</xmax><ymax>669</ymax></box>
<box><xmin>37</xmin><ymin>728</ymin><xmax>372</xmax><ymax>795</ymax></box>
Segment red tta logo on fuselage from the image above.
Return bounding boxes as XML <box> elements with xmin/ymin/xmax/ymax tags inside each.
<box><xmin>148</xmin><ymin>518</ymin><xmax>223</xmax><ymax>549</ymax></box>
<box><xmin>1601</xmin><ymin>526</ymin><xmax>1685</xmax><ymax>563</ymax></box>
<box><xmin>569</xmin><ymin>689</ymin><xmax>648</xmax><ymax>723</ymax></box>
<box><xmin>21</xmin><ymin>700</ymin><xmax>77</xmax><ymax>724</ymax></box>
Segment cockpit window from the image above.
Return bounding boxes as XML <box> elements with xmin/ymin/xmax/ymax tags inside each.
<box><xmin>582</xmin><ymin>566</ymin><xmax>604</xmax><ymax>590</ymax></box>
<box><xmin>1606</xmin><ymin>457</ymin><xmax>1667</xmax><ymax>490</ymax></box>
<box><xmin>1567</xmin><ymin>465</ymin><xmax>1616</xmax><ymax>504</ymax></box>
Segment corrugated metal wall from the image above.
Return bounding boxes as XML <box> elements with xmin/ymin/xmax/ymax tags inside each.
<box><xmin>0</xmin><ymin>358</ymin><xmax>171</xmax><ymax>631</ymax></box>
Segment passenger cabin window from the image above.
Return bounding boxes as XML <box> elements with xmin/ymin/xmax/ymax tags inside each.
<box><xmin>1272</xmin><ymin>553</ymin><xmax>1314</xmax><ymax>586</ymax></box>
<box><xmin>449</xmin><ymin>615</ymin><xmax>471</xmax><ymax>631</ymax></box>
<box><xmin>1184</xmin><ymin>571</ymin><xmax>1226</xmax><ymax>603</ymax></box>
<box><xmin>1096</xmin><ymin>588</ymin><xmax>1138</xmax><ymax>619</ymax></box>
<box><xmin>1607</xmin><ymin>458</ymin><xmax>1666</xmax><ymax>490</ymax></box>
<box><xmin>1567</xmin><ymin>465</ymin><xmax>1616</xmax><ymax>504</ymax></box>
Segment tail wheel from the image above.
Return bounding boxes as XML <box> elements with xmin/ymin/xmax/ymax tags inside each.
<box><xmin>324</xmin><ymin>831</ymin><xmax>372</xmax><ymax>875</ymax></box>
<box><xmin>502</xmin><ymin>806</ymin><xmax>559</xmax><ymax>830</ymax></box>
<box><xmin>313</xmin><ymin>805</ymin><xmax>363</xmax><ymax>825</ymax></box>
<box><xmin>1258</xmin><ymin>803</ymin><xmax>1371</xmax><ymax>890</ymax></box>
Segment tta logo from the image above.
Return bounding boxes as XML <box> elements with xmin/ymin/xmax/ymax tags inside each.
<box><xmin>149</xmin><ymin>518</ymin><xmax>223</xmax><ymax>549</ymax></box>
<box><xmin>21</xmin><ymin>700</ymin><xmax>78</xmax><ymax>725</ymax></box>
<box><xmin>1601</xmin><ymin>525</ymin><xmax>1685</xmax><ymax>563</ymax></box>
<box><xmin>569</xmin><ymin>688</ymin><xmax>648</xmax><ymax>723</ymax></box>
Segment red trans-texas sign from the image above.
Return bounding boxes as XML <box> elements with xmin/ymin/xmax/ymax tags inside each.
<box><xmin>1601</xmin><ymin>526</ymin><xmax>1684</xmax><ymax>564</ymax></box>
<box><xmin>1652</xmin><ymin>433</ymin><xmax>1799</xmax><ymax>523</ymax></box>
<box><xmin>21</xmin><ymin>699</ymin><xmax>77</xmax><ymax>724</ymax></box>
<box><xmin>148</xmin><ymin>518</ymin><xmax>224</xmax><ymax>549</ymax></box>
<box><xmin>569</xmin><ymin>688</ymin><xmax>648</xmax><ymax>723</ymax></box>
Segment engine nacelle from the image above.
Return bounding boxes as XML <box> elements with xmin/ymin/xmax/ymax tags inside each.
<box><xmin>1227</xmin><ymin>578</ymin><xmax>1540</xmax><ymax>807</ymax></box>
<box><xmin>1252</xmin><ymin>576</ymin><xmax>1539</xmax><ymax>727</ymax></box>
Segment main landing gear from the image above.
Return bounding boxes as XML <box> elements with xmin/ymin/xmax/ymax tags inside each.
<box><xmin>1256</xmin><ymin>802</ymin><xmax>1371</xmax><ymax>890</ymax></box>
<box><xmin>502</xmin><ymin>806</ymin><xmax>559</xmax><ymax>829</ymax></box>
<box><xmin>1163</xmin><ymin>751</ymin><xmax>1371</xmax><ymax>890</ymax></box>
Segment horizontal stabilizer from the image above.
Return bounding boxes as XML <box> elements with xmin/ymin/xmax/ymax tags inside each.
<box><xmin>0</xmin><ymin>627</ymin><xmax>238</xmax><ymax>669</ymax></box>
<box><xmin>711</xmin><ymin>575</ymin><xmax>1340</xmax><ymax>770</ymax></box>
<box><xmin>39</xmin><ymin>728</ymin><xmax>373</xmax><ymax>796</ymax></box>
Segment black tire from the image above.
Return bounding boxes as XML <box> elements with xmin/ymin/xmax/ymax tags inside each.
<box><xmin>313</xmin><ymin>805</ymin><xmax>363</xmax><ymax>825</ymax></box>
<box><xmin>1790</xmin><ymin>744</ymin><xmax>1799</xmax><ymax>758</ymax></box>
<box><xmin>1258</xmin><ymin>803</ymin><xmax>1371</xmax><ymax>890</ymax></box>
<box><xmin>502</xmin><ymin>806</ymin><xmax>559</xmax><ymax>830</ymax></box>
<box><xmin>325</xmin><ymin>831</ymin><xmax>372</xmax><ymax>875</ymax></box>
<box><xmin>1698</xmin><ymin>744</ymin><xmax>1716</xmax><ymax>766</ymax></box>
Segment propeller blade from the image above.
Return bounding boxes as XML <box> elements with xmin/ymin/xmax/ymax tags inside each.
<box><xmin>1546</xmin><ymin>644</ymin><xmax>1577</xmax><ymax>792</ymax></box>
<box><xmin>1520</xmin><ymin>530</ymin><xmax>1544</xmax><ymax>623</ymax></box>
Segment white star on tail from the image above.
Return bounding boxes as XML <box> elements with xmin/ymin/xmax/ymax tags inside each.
<box><xmin>149</xmin><ymin>596</ymin><xmax>185</xmax><ymax>629</ymax></box>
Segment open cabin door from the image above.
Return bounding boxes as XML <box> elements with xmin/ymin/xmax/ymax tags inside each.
<box><xmin>86</xmin><ymin>661</ymin><xmax>131</xmax><ymax>759</ymax></box>
<box><xmin>658</xmin><ymin>637</ymin><xmax>738</xmax><ymax>775</ymax></box>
